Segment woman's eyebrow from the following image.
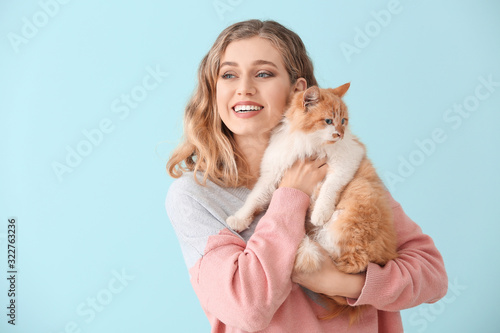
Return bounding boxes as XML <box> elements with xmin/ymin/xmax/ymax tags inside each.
<box><xmin>219</xmin><ymin>60</ymin><xmax>278</xmax><ymax>69</ymax></box>
<box><xmin>220</xmin><ymin>61</ymin><xmax>237</xmax><ymax>68</ymax></box>
<box><xmin>253</xmin><ymin>60</ymin><xmax>278</xmax><ymax>68</ymax></box>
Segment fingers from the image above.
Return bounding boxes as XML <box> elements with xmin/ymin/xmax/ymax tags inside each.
<box><xmin>293</xmin><ymin>157</ymin><xmax>328</xmax><ymax>175</ymax></box>
<box><xmin>301</xmin><ymin>156</ymin><xmax>327</xmax><ymax>167</ymax></box>
<box><xmin>278</xmin><ymin>156</ymin><xmax>328</xmax><ymax>196</ymax></box>
<box><xmin>314</xmin><ymin>157</ymin><xmax>328</xmax><ymax>169</ymax></box>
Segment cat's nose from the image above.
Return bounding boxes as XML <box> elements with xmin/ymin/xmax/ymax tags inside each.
<box><xmin>332</xmin><ymin>133</ymin><xmax>344</xmax><ymax>140</ymax></box>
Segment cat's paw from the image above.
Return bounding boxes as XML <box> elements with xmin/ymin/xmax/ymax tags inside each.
<box><xmin>335</xmin><ymin>258</ymin><xmax>368</xmax><ymax>274</ymax></box>
<box><xmin>226</xmin><ymin>214</ymin><xmax>252</xmax><ymax>232</ymax></box>
<box><xmin>335</xmin><ymin>251</ymin><xmax>369</xmax><ymax>274</ymax></box>
<box><xmin>330</xmin><ymin>209</ymin><xmax>342</xmax><ymax>222</ymax></box>
<box><xmin>294</xmin><ymin>236</ymin><xmax>324</xmax><ymax>273</ymax></box>
<box><xmin>310</xmin><ymin>205</ymin><xmax>335</xmax><ymax>227</ymax></box>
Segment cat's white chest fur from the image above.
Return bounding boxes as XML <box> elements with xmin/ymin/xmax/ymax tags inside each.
<box><xmin>226</xmin><ymin>120</ymin><xmax>366</xmax><ymax>232</ymax></box>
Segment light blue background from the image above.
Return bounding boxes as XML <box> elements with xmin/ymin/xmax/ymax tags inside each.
<box><xmin>1</xmin><ymin>0</ymin><xmax>499</xmax><ymax>332</ymax></box>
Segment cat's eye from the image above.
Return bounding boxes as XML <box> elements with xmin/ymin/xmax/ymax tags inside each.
<box><xmin>325</xmin><ymin>119</ymin><xmax>333</xmax><ymax>125</ymax></box>
<box><xmin>341</xmin><ymin>118</ymin><xmax>346</xmax><ymax>125</ymax></box>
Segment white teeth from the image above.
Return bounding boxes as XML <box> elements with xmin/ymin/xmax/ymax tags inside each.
<box><xmin>234</xmin><ymin>105</ymin><xmax>264</xmax><ymax>112</ymax></box>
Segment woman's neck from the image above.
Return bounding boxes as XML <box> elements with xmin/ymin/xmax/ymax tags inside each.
<box><xmin>235</xmin><ymin>134</ymin><xmax>269</xmax><ymax>189</ymax></box>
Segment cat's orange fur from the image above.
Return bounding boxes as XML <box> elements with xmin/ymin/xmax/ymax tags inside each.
<box><xmin>226</xmin><ymin>83</ymin><xmax>398</xmax><ymax>324</ymax></box>
<box><xmin>314</xmin><ymin>156</ymin><xmax>397</xmax><ymax>323</ymax></box>
<box><xmin>290</xmin><ymin>85</ymin><xmax>398</xmax><ymax>324</ymax></box>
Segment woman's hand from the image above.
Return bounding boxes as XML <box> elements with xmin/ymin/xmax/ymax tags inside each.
<box><xmin>292</xmin><ymin>242</ymin><xmax>366</xmax><ymax>299</ymax></box>
<box><xmin>278</xmin><ymin>157</ymin><xmax>328</xmax><ymax>197</ymax></box>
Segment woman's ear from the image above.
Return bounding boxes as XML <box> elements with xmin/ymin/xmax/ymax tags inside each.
<box><xmin>294</xmin><ymin>77</ymin><xmax>307</xmax><ymax>92</ymax></box>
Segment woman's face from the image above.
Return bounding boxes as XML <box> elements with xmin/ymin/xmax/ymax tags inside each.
<box><xmin>216</xmin><ymin>36</ymin><xmax>306</xmax><ymax>142</ymax></box>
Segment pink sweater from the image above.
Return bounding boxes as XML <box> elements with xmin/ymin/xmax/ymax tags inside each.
<box><xmin>178</xmin><ymin>186</ymin><xmax>447</xmax><ymax>332</ymax></box>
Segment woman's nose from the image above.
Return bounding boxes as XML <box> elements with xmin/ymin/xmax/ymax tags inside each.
<box><xmin>236</xmin><ymin>77</ymin><xmax>256</xmax><ymax>95</ymax></box>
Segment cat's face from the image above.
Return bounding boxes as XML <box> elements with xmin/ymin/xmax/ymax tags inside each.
<box><xmin>285</xmin><ymin>83</ymin><xmax>350</xmax><ymax>144</ymax></box>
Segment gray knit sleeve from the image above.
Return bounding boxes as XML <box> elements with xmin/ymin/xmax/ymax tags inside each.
<box><xmin>165</xmin><ymin>173</ymin><xmax>248</xmax><ymax>269</ymax></box>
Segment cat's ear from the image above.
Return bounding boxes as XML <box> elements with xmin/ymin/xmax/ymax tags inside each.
<box><xmin>303</xmin><ymin>86</ymin><xmax>320</xmax><ymax>109</ymax></box>
<box><xmin>331</xmin><ymin>82</ymin><xmax>350</xmax><ymax>98</ymax></box>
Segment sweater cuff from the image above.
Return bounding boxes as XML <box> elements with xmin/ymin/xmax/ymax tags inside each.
<box><xmin>262</xmin><ymin>187</ymin><xmax>311</xmax><ymax>231</ymax></box>
<box><xmin>270</xmin><ymin>187</ymin><xmax>311</xmax><ymax>213</ymax></box>
<box><xmin>346</xmin><ymin>262</ymin><xmax>385</xmax><ymax>306</ymax></box>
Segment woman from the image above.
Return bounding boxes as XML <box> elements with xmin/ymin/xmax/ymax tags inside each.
<box><xmin>166</xmin><ymin>19</ymin><xmax>447</xmax><ymax>332</ymax></box>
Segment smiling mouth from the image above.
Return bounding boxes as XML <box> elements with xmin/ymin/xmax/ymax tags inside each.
<box><xmin>233</xmin><ymin>105</ymin><xmax>264</xmax><ymax>113</ymax></box>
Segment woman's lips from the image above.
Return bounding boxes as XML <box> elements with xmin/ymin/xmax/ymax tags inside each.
<box><xmin>232</xmin><ymin>101</ymin><xmax>264</xmax><ymax>118</ymax></box>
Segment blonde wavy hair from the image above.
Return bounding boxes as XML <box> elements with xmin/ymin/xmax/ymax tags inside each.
<box><xmin>166</xmin><ymin>19</ymin><xmax>317</xmax><ymax>187</ymax></box>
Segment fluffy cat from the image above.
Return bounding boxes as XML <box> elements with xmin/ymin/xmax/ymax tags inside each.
<box><xmin>226</xmin><ymin>83</ymin><xmax>398</xmax><ymax>324</ymax></box>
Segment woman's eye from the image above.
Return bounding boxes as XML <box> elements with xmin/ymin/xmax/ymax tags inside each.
<box><xmin>221</xmin><ymin>73</ymin><xmax>236</xmax><ymax>79</ymax></box>
<box><xmin>325</xmin><ymin>119</ymin><xmax>333</xmax><ymax>125</ymax></box>
<box><xmin>256</xmin><ymin>71</ymin><xmax>273</xmax><ymax>78</ymax></box>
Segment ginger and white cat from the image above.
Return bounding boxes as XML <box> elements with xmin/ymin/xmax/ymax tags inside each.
<box><xmin>227</xmin><ymin>83</ymin><xmax>398</xmax><ymax>323</ymax></box>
